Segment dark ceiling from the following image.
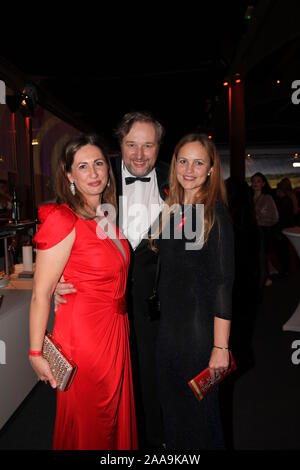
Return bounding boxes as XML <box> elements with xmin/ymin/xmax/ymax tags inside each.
<box><xmin>1</xmin><ymin>0</ymin><xmax>300</xmax><ymax>161</ymax></box>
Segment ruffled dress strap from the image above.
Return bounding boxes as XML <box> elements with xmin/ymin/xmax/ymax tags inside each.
<box><xmin>34</xmin><ymin>203</ymin><xmax>78</xmax><ymax>250</ymax></box>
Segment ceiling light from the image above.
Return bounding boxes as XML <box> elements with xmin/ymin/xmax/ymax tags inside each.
<box><xmin>235</xmin><ymin>73</ymin><xmax>241</xmax><ymax>84</ymax></box>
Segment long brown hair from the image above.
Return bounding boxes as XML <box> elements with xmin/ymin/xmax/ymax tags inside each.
<box><xmin>151</xmin><ymin>133</ymin><xmax>227</xmax><ymax>247</ymax></box>
<box><xmin>55</xmin><ymin>134</ymin><xmax>117</xmax><ymax>219</ymax></box>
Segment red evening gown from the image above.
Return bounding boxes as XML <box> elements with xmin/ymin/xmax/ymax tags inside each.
<box><xmin>34</xmin><ymin>203</ymin><xmax>138</xmax><ymax>450</ymax></box>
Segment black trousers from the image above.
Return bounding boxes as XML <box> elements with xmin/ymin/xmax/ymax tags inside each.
<box><xmin>126</xmin><ymin>244</ymin><xmax>164</xmax><ymax>449</ymax></box>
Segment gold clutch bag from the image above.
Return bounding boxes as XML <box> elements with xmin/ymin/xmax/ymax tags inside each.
<box><xmin>42</xmin><ymin>331</ymin><xmax>78</xmax><ymax>392</ymax></box>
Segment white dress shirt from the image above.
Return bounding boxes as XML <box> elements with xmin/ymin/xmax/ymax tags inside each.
<box><xmin>121</xmin><ymin>163</ymin><xmax>164</xmax><ymax>250</ymax></box>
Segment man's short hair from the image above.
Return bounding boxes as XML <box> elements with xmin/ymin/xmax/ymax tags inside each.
<box><xmin>114</xmin><ymin>111</ymin><xmax>165</xmax><ymax>146</ymax></box>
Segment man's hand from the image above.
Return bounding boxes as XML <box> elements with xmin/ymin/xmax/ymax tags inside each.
<box><xmin>54</xmin><ymin>276</ymin><xmax>77</xmax><ymax>311</ymax></box>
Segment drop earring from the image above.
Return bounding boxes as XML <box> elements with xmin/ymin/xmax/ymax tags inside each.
<box><xmin>107</xmin><ymin>179</ymin><xmax>110</xmax><ymax>188</ymax></box>
<box><xmin>70</xmin><ymin>181</ymin><xmax>76</xmax><ymax>196</ymax></box>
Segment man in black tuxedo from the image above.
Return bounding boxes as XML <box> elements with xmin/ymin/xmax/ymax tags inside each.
<box><xmin>112</xmin><ymin>111</ymin><xmax>168</xmax><ymax>448</ymax></box>
<box><xmin>55</xmin><ymin>111</ymin><xmax>168</xmax><ymax>448</ymax></box>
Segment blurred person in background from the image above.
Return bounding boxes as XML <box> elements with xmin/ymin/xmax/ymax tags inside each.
<box><xmin>251</xmin><ymin>172</ymin><xmax>279</xmax><ymax>288</ymax></box>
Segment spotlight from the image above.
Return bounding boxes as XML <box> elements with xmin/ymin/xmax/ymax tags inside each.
<box><xmin>19</xmin><ymin>83</ymin><xmax>38</xmax><ymax>116</ymax></box>
<box><xmin>235</xmin><ymin>73</ymin><xmax>241</xmax><ymax>84</ymax></box>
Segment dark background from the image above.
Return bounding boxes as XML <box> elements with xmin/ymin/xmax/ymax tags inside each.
<box><xmin>1</xmin><ymin>0</ymin><xmax>300</xmax><ymax>161</ymax></box>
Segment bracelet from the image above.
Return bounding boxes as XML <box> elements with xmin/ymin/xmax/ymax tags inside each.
<box><xmin>29</xmin><ymin>350</ymin><xmax>42</xmax><ymax>357</ymax></box>
<box><xmin>213</xmin><ymin>345</ymin><xmax>229</xmax><ymax>350</ymax></box>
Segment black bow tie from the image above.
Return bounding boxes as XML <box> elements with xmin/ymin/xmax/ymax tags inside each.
<box><xmin>125</xmin><ymin>176</ymin><xmax>151</xmax><ymax>185</ymax></box>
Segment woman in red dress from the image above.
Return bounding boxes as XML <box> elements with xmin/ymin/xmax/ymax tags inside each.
<box><xmin>29</xmin><ymin>134</ymin><xmax>138</xmax><ymax>450</ymax></box>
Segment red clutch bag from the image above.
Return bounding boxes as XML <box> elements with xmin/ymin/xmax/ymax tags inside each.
<box><xmin>188</xmin><ymin>350</ymin><xmax>237</xmax><ymax>401</ymax></box>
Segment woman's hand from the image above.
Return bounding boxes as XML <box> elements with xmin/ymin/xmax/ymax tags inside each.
<box><xmin>29</xmin><ymin>356</ymin><xmax>57</xmax><ymax>389</ymax></box>
<box><xmin>208</xmin><ymin>347</ymin><xmax>230</xmax><ymax>380</ymax></box>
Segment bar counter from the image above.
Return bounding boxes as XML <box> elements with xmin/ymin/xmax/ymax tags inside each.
<box><xmin>0</xmin><ymin>272</ymin><xmax>54</xmax><ymax>430</ymax></box>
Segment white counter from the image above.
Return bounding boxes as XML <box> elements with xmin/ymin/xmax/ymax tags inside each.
<box><xmin>0</xmin><ymin>274</ymin><xmax>54</xmax><ymax>430</ymax></box>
